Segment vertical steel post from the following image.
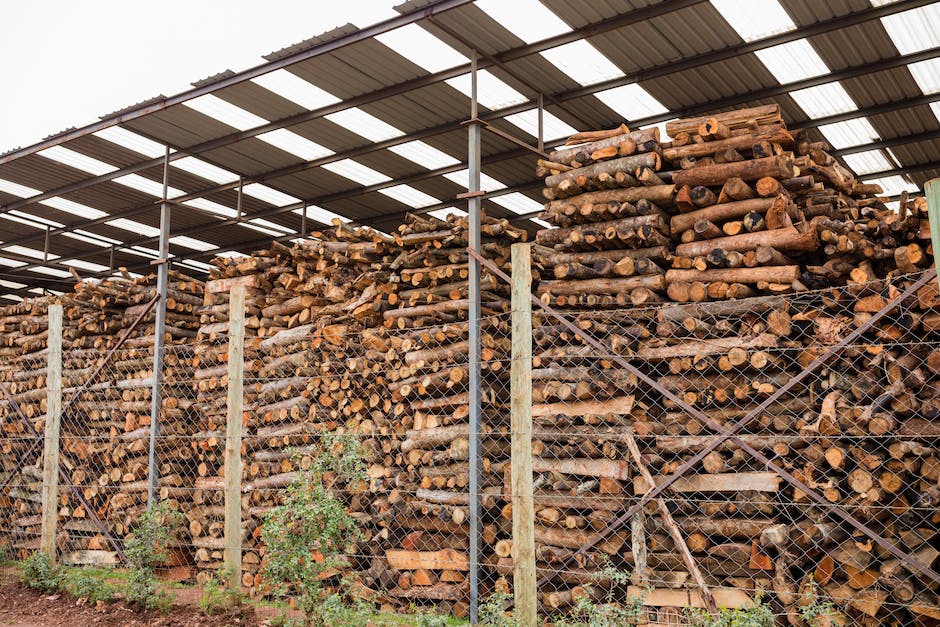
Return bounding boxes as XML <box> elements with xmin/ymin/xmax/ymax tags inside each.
<box><xmin>467</xmin><ymin>51</ymin><xmax>483</xmax><ymax>624</ymax></box>
<box><xmin>147</xmin><ymin>146</ymin><xmax>171</xmax><ymax>508</ymax></box>
<box><xmin>301</xmin><ymin>202</ymin><xmax>308</xmax><ymax>238</ymax></box>
<box><xmin>537</xmin><ymin>94</ymin><xmax>544</xmax><ymax>154</ymax></box>
<box><xmin>236</xmin><ymin>176</ymin><xmax>244</xmax><ymax>221</ymax></box>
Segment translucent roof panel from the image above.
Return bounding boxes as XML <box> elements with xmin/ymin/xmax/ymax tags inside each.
<box><xmin>879</xmin><ymin>3</ymin><xmax>940</xmax><ymax>55</ymax></box>
<box><xmin>540</xmin><ymin>41</ymin><xmax>624</xmax><ymax>87</ymax></box>
<box><xmin>842</xmin><ymin>150</ymin><xmax>896</xmax><ymax>175</ymax></box>
<box><xmin>931</xmin><ymin>101</ymin><xmax>940</xmax><ymax>124</ymax></box>
<box><xmin>93</xmin><ymin>127</ymin><xmax>167</xmax><ymax>158</ymax></box>
<box><xmin>427</xmin><ymin>207</ymin><xmax>467</xmax><ymax>220</ymax></box>
<box><xmin>504</xmin><ymin>108</ymin><xmax>578</xmax><ymax>141</ymax></box>
<box><xmin>788</xmin><ymin>82</ymin><xmax>857</xmax><ymax>119</ymax></box>
<box><xmin>388</xmin><ymin>141</ymin><xmax>461</xmax><ymax>170</ymax></box>
<box><xmin>378</xmin><ymin>184</ymin><xmax>439</xmax><ymax>208</ymax></box>
<box><xmin>242</xmin><ymin>183</ymin><xmax>301</xmax><ymax>206</ymax></box>
<box><xmin>170</xmin><ymin>235</ymin><xmax>218</xmax><ymax>252</ymax></box>
<box><xmin>443</xmin><ymin>169</ymin><xmax>506</xmax><ymax>192</ymax></box>
<box><xmin>39</xmin><ymin>146</ymin><xmax>118</xmax><ymax>175</ymax></box>
<box><xmin>863</xmin><ymin>175</ymin><xmax>919</xmax><ymax>196</ymax></box>
<box><xmin>3</xmin><ymin>245</ymin><xmax>58</xmax><ymax>261</ymax></box>
<box><xmin>322</xmin><ymin>159</ymin><xmax>392</xmax><ymax>186</ymax></box>
<box><xmin>594</xmin><ymin>84</ymin><xmax>669</xmax><ymax>120</ymax></box>
<box><xmin>754</xmin><ymin>39</ymin><xmax>829</xmax><ymax>84</ymax></box>
<box><xmin>40</xmin><ymin>197</ymin><xmax>108</xmax><ymax>220</ymax></box>
<box><xmin>251</xmin><ymin>69</ymin><xmax>341</xmax><ymax>110</ymax></box>
<box><xmin>293</xmin><ymin>205</ymin><xmax>351</xmax><ymax>225</ymax></box>
<box><xmin>710</xmin><ymin>0</ymin><xmax>796</xmax><ymax>42</ymax></box>
<box><xmin>818</xmin><ymin>117</ymin><xmax>880</xmax><ymax>149</ymax></box>
<box><xmin>185</xmin><ymin>94</ymin><xmax>333</xmax><ymax>160</ymax></box>
<box><xmin>172</xmin><ymin>156</ymin><xmax>239</xmax><ymax>184</ymax></box>
<box><xmin>375</xmin><ymin>24</ymin><xmax>468</xmax><ymax>73</ymax></box>
<box><xmin>325</xmin><ymin>108</ymin><xmax>404</xmax><ymax>142</ymax></box>
<box><xmin>489</xmin><ymin>192</ymin><xmax>543</xmax><ymax>215</ymax></box>
<box><xmin>106</xmin><ymin>218</ymin><xmax>161</xmax><ymax>237</ymax></box>
<box><xmin>446</xmin><ymin>71</ymin><xmax>528</xmax><ymax>110</ymax></box>
<box><xmin>63</xmin><ymin>259</ymin><xmax>110</xmax><ymax>273</ymax></box>
<box><xmin>908</xmin><ymin>58</ymin><xmax>940</xmax><ymax>95</ymax></box>
<box><xmin>113</xmin><ymin>174</ymin><xmax>184</xmax><ymax>199</ymax></box>
<box><xmin>474</xmin><ymin>0</ymin><xmax>570</xmax><ymax>44</ymax></box>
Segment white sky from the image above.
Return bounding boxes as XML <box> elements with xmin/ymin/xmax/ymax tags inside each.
<box><xmin>0</xmin><ymin>0</ymin><xmax>398</xmax><ymax>153</ymax></box>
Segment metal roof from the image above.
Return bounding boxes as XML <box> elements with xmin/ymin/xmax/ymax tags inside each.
<box><xmin>0</xmin><ymin>0</ymin><xmax>937</xmax><ymax>298</ymax></box>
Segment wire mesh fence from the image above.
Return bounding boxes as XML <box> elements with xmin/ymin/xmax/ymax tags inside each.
<box><xmin>0</xmin><ymin>264</ymin><xmax>938</xmax><ymax>625</ymax></box>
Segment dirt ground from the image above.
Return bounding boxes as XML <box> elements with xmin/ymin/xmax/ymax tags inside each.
<box><xmin>0</xmin><ymin>569</ymin><xmax>271</xmax><ymax>627</ymax></box>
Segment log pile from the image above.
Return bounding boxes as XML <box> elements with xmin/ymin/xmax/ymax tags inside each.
<box><xmin>0</xmin><ymin>272</ymin><xmax>204</xmax><ymax>564</ymax></box>
<box><xmin>526</xmin><ymin>106</ymin><xmax>940</xmax><ymax>624</ymax></box>
<box><xmin>359</xmin><ymin>212</ymin><xmax>525</xmax><ymax>617</ymax></box>
<box><xmin>0</xmin><ymin>296</ymin><xmax>76</xmax><ymax>555</ymax></box>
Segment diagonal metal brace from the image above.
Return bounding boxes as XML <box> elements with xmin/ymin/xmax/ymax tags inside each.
<box><xmin>470</xmin><ymin>247</ymin><xmax>940</xmax><ymax>587</ymax></box>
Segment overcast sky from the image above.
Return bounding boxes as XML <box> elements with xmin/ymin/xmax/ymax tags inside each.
<box><xmin>0</xmin><ymin>1</ymin><xmax>398</xmax><ymax>153</ymax></box>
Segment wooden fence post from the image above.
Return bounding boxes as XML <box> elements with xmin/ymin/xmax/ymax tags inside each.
<box><xmin>510</xmin><ymin>243</ymin><xmax>536</xmax><ymax>625</ymax></box>
<box><xmin>40</xmin><ymin>303</ymin><xmax>63</xmax><ymax>560</ymax></box>
<box><xmin>224</xmin><ymin>285</ymin><xmax>245</xmax><ymax>589</ymax></box>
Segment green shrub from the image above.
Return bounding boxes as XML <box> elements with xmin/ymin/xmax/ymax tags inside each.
<box><xmin>478</xmin><ymin>583</ymin><xmax>522</xmax><ymax>627</ymax></box>
<box><xmin>20</xmin><ymin>552</ymin><xmax>63</xmax><ymax>594</ymax></box>
<box><xmin>200</xmin><ymin>566</ymin><xmax>243</xmax><ymax>615</ymax></box>
<box><xmin>260</xmin><ymin>433</ymin><xmax>367</xmax><ymax>625</ymax></box>
<box><xmin>687</xmin><ymin>596</ymin><xmax>775</xmax><ymax>627</ymax></box>
<box><xmin>800</xmin><ymin>577</ymin><xmax>840</xmax><ymax>627</ymax></box>
<box><xmin>123</xmin><ymin>501</ymin><xmax>182</xmax><ymax>612</ymax></box>
<box><xmin>61</xmin><ymin>567</ymin><xmax>118</xmax><ymax>604</ymax></box>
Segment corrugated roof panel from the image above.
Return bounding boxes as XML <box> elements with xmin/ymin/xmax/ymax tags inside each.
<box><xmin>640</xmin><ymin>54</ymin><xmax>779</xmax><ymax>112</ymax></box>
<box><xmin>868</xmin><ymin>104</ymin><xmax>940</xmax><ymax>137</ymax></box>
<box><xmin>122</xmin><ymin>104</ymin><xmax>236</xmax><ymax>149</ymax></box>
<box><xmin>779</xmin><ymin>0</ymin><xmax>868</xmax><ymax>25</ymax></box>
<box><xmin>537</xmin><ymin>0</ymin><xmax>661</xmax><ymax>29</ymax></box>
<box><xmin>840</xmin><ymin>66</ymin><xmax>924</xmax><ymax>109</ymax></box>
<box><xmin>809</xmin><ymin>20</ymin><xmax>904</xmax><ymax>71</ymax></box>
<box><xmin>211</xmin><ymin>80</ymin><xmax>309</xmax><ymax>123</ymax></box>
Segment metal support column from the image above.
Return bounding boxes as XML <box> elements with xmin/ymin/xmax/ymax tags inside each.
<box><xmin>147</xmin><ymin>146</ymin><xmax>171</xmax><ymax>508</ymax></box>
<box><xmin>467</xmin><ymin>51</ymin><xmax>483</xmax><ymax>624</ymax></box>
<box><xmin>536</xmin><ymin>94</ymin><xmax>544</xmax><ymax>154</ymax></box>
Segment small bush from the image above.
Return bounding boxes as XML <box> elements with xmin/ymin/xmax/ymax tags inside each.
<box><xmin>123</xmin><ymin>501</ymin><xmax>182</xmax><ymax>613</ymax></box>
<box><xmin>20</xmin><ymin>552</ymin><xmax>63</xmax><ymax>594</ymax></box>
<box><xmin>260</xmin><ymin>434</ymin><xmax>367</xmax><ymax>625</ymax></box>
<box><xmin>800</xmin><ymin>577</ymin><xmax>841</xmax><ymax>627</ymax></box>
<box><xmin>687</xmin><ymin>596</ymin><xmax>775</xmax><ymax>627</ymax></box>
<box><xmin>199</xmin><ymin>566</ymin><xmax>243</xmax><ymax>615</ymax></box>
<box><xmin>61</xmin><ymin>567</ymin><xmax>118</xmax><ymax>604</ymax></box>
<box><xmin>478</xmin><ymin>583</ymin><xmax>522</xmax><ymax>627</ymax></box>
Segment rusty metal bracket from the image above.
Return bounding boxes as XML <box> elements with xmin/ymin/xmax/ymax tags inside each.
<box><xmin>470</xmin><ymin>247</ymin><xmax>940</xmax><ymax>587</ymax></box>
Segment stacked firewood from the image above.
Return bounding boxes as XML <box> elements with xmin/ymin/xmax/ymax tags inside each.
<box><xmin>353</xmin><ymin>212</ymin><xmax>522</xmax><ymax>617</ymax></box>
<box><xmin>187</xmin><ymin>250</ymin><xmax>274</xmax><ymax>583</ymax></box>
<box><xmin>526</xmin><ymin>105</ymin><xmax>940</xmax><ymax>623</ymax></box>
<box><xmin>0</xmin><ymin>296</ymin><xmax>72</xmax><ymax>555</ymax></box>
<box><xmin>39</xmin><ymin>273</ymin><xmax>202</xmax><ymax>561</ymax></box>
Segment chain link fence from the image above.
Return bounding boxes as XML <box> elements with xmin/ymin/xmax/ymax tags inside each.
<box><xmin>0</xmin><ymin>266</ymin><xmax>938</xmax><ymax>625</ymax></box>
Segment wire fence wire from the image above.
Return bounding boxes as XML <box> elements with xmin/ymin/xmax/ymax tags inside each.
<box><xmin>0</xmin><ymin>267</ymin><xmax>938</xmax><ymax>625</ymax></box>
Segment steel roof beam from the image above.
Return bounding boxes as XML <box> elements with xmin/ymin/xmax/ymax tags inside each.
<box><xmin>832</xmin><ymin>129</ymin><xmax>940</xmax><ymax>156</ymax></box>
<box><xmin>2</xmin><ymin>0</ymin><xmax>922</xmax><ymax>217</ymax></box>
<box><xmin>6</xmin><ymin>74</ymin><xmax>940</xmax><ymax>262</ymax></box>
<box><xmin>851</xmin><ymin>159</ymin><xmax>940</xmax><ymax>180</ymax></box>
